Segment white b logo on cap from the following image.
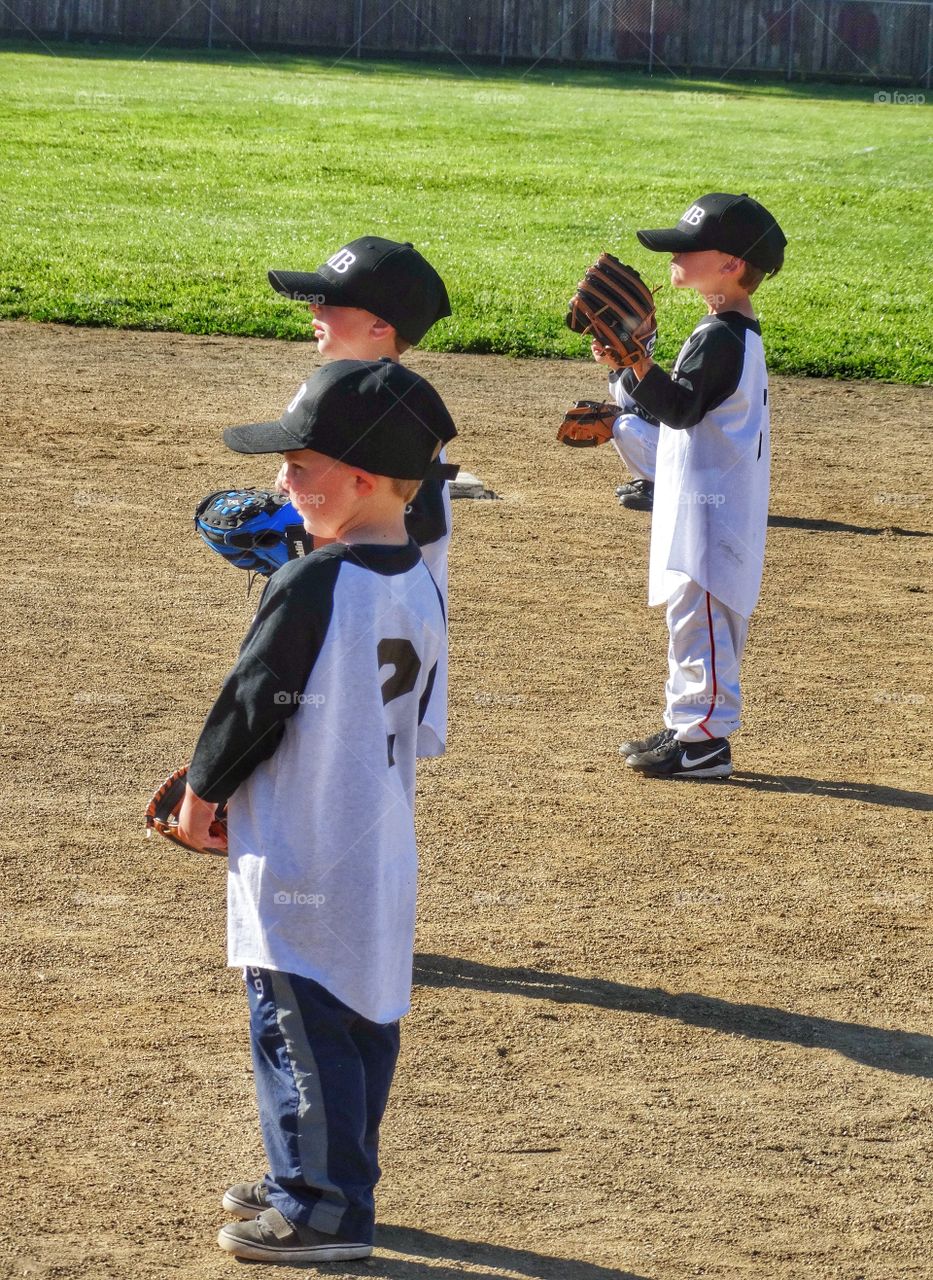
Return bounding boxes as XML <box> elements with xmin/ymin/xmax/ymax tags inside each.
<box><xmin>287</xmin><ymin>383</ymin><xmax>307</xmax><ymax>414</ymax></box>
<box><xmin>681</xmin><ymin>204</ymin><xmax>705</xmax><ymax>226</ymax></box>
<box><xmin>327</xmin><ymin>249</ymin><xmax>357</xmax><ymax>273</ymax></box>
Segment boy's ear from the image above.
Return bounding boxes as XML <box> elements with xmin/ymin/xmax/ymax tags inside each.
<box><xmin>352</xmin><ymin>469</ymin><xmax>378</xmax><ymax>497</ymax></box>
<box><xmin>369</xmin><ymin>316</ymin><xmax>395</xmax><ymax>340</ymax></box>
<box><xmin>721</xmin><ymin>256</ymin><xmax>743</xmax><ymax>277</ymax></box>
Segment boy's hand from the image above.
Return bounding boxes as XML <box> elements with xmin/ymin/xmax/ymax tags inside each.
<box><xmin>177</xmin><ymin>785</ymin><xmax>229</xmax><ymax>855</ymax></box>
<box><xmin>146</xmin><ymin>766</ymin><xmax>228</xmax><ymax>857</ymax></box>
<box><xmin>591</xmin><ymin>339</ymin><xmax>622</xmax><ymax>369</ymax></box>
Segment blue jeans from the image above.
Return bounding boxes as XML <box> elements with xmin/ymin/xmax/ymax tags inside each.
<box><xmin>244</xmin><ymin>967</ymin><xmax>400</xmax><ymax>1244</ymax></box>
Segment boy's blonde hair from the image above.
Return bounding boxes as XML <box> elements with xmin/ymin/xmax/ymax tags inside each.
<box><xmin>390</xmin><ymin>476</ymin><xmax>422</xmax><ymax>503</ymax></box>
<box><xmin>738</xmin><ymin>253</ymin><xmax>783</xmax><ymax>294</ymax></box>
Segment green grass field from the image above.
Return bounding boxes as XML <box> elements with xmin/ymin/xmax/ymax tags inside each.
<box><xmin>0</xmin><ymin>43</ymin><xmax>930</xmax><ymax>382</ymax></box>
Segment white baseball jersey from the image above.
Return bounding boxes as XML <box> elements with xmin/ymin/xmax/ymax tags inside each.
<box><xmin>187</xmin><ymin>540</ymin><xmax>445</xmax><ymax>1024</ymax></box>
<box><xmin>631</xmin><ymin>312</ymin><xmax>770</xmax><ymax>619</ymax></box>
<box><xmin>283</xmin><ymin>449</ymin><xmax>452</xmax><ymax>754</ymax></box>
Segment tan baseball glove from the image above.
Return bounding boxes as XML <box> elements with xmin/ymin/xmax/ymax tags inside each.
<box><xmin>566</xmin><ymin>253</ymin><xmax>658</xmax><ymax>370</ymax></box>
<box><xmin>145</xmin><ymin>765</ymin><xmax>228</xmax><ymax>857</ymax></box>
<box><xmin>557</xmin><ymin>400</ymin><xmax>620</xmax><ymax>447</ymax></box>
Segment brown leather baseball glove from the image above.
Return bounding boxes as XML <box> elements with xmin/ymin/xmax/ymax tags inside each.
<box><xmin>566</xmin><ymin>253</ymin><xmax>658</xmax><ymax>370</ymax></box>
<box><xmin>557</xmin><ymin>400</ymin><xmax>620</xmax><ymax>447</ymax></box>
<box><xmin>145</xmin><ymin>764</ymin><xmax>228</xmax><ymax>856</ymax></box>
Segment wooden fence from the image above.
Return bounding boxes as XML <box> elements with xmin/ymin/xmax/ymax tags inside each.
<box><xmin>2</xmin><ymin>1</ymin><xmax>931</xmax><ymax>85</ymax></box>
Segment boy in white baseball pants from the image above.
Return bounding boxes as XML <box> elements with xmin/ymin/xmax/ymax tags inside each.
<box><xmin>619</xmin><ymin>192</ymin><xmax>787</xmax><ymax>779</ymax></box>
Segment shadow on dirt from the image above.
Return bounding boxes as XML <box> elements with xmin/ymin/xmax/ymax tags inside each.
<box><xmin>366</xmin><ymin>1225</ymin><xmax>649</xmax><ymax>1280</ymax></box>
<box><xmin>414</xmin><ymin>955</ymin><xmax>933</xmax><ymax>1079</ymax></box>
<box><xmin>729</xmin><ymin>772</ymin><xmax>933</xmax><ymax>811</ymax></box>
<box><xmin>768</xmin><ymin>514</ymin><xmax>932</xmax><ymax>537</ymax></box>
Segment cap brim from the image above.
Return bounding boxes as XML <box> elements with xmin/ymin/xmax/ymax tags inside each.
<box><xmin>267</xmin><ymin>269</ymin><xmax>347</xmax><ymax>304</ymax></box>
<box><xmin>223</xmin><ymin>420</ymin><xmax>307</xmax><ymax>454</ymax></box>
<box><xmin>635</xmin><ymin>228</ymin><xmax>700</xmax><ymax>253</ymax></box>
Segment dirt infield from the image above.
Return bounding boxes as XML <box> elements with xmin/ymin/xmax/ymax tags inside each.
<box><xmin>1</xmin><ymin>320</ymin><xmax>931</xmax><ymax>1280</ymax></box>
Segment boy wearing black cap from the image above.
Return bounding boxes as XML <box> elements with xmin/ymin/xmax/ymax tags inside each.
<box><xmin>267</xmin><ymin>236</ymin><xmax>455</xmax><ymax>755</ymax></box>
<box><xmin>268</xmin><ymin>235</ymin><xmax>451</xmax><ymax>360</ymax></box>
<box><xmin>619</xmin><ymin>193</ymin><xmax>786</xmax><ymax>779</ymax></box>
<box><xmin>176</xmin><ymin>359</ymin><xmax>457</xmax><ymax>1263</ymax></box>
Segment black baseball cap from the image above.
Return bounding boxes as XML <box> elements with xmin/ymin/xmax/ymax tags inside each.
<box><xmin>223</xmin><ymin>358</ymin><xmax>457</xmax><ymax>481</ymax></box>
<box><xmin>637</xmin><ymin>193</ymin><xmax>786</xmax><ymax>273</ymax></box>
<box><xmin>268</xmin><ymin>236</ymin><xmax>452</xmax><ymax>345</ymax></box>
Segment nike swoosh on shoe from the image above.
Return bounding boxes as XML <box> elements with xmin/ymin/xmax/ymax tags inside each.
<box><xmin>679</xmin><ymin>747</ymin><xmax>727</xmax><ymax>769</ymax></box>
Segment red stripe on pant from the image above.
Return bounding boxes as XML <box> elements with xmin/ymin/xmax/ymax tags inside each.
<box><xmin>698</xmin><ymin>591</ymin><xmax>718</xmax><ymax>740</ymax></box>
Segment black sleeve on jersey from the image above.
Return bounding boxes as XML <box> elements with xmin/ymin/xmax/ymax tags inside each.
<box><xmin>630</xmin><ymin>316</ymin><xmax>753</xmax><ymax>431</ymax></box>
<box><xmin>187</xmin><ymin>548</ymin><xmax>344</xmax><ymax>803</ymax></box>
<box><xmin>405</xmin><ymin>472</ymin><xmax>447</xmax><ymax>548</ymax></box>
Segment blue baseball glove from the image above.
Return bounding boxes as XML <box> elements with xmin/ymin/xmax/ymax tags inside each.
<box><xmin>194</xmin><ymin>489</ymin><xmax>313</xmax><ymax>576</ymax></box>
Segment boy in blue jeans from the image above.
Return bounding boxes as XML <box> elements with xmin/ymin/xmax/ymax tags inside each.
<box><xmin>177</xmin><ymin>358</ymin><xmax>457</xmax><ymax>1262</ymax></box>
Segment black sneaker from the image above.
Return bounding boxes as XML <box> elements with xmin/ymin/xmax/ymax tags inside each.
<box><xmin>217</xmin><ymin>1207</ymin><xmax>372</xmax><ymax>1263</ymax></box>
<box><xmin>615</xmin><ymin>479</ymin><xmax>654</xmax><ymax>511</ymax></box>
<box><xmin>626</xmin><ymin>735</ymin><xmax>733</xmax><ymax>779</ymax></box>
<box><xmin>620</xmin><ymin>726</ymin><xmax>674</xmax><ymax>758</ymax></box>
<box><xmin>222</xmin><ymin>1180</ymin><xmax>270</xmax><ymax>1219</ymax></box>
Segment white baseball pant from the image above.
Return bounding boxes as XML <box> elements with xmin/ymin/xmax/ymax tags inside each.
<box><xmin>611</xmin><ymin>412</ymin><xmax>658</xmax><ymax>483</ymax></box>
<box><xmin>664</xmin><ymin>575</ymin><xmax>750</xmax><ymax>741</ymax></box>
